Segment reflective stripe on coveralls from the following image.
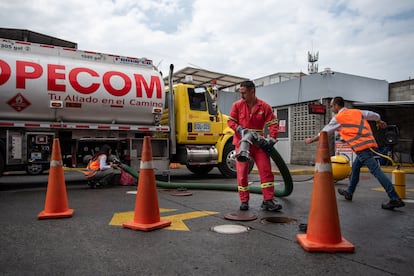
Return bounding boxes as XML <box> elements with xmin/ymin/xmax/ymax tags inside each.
<box><xmin>238</xmin><ymin>186</ymin><xmax>249</xmax><ymax>192</ymax></box>
<box><xmin>261</xmin><ymin>182</ymin><xmax>275</xmax><ymax>189</ymax></box>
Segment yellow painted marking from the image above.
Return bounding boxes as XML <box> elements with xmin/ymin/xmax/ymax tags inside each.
<box><xmin>109</xmin><ymin>208</ymin><xmax>176</xmax><ymax>225</ymax></box>
<box><xmin>109</xmin><ymin>209</ymin><xmax>219</xmax><ymax>231</ymax></box>
<box><xmin>372</xmin><ymin>187</ymin><xmax>414</xmax><ymax>192</ymax></box>
<box><xmin>162</xmin><ymin>211</ymin><xmax>219</xmax><ymax>231</ymax></box>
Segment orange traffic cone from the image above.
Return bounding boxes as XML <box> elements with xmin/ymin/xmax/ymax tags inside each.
<box><xmin>38</xmin><ymin>138</ymin><xmax>74</xmax><ymax>219</ymax></box>
<box><xmin>123</xmin><ymin>136</ymin><xmax>171</xmax><ymax>231</ymax></box>
<box><xmin>296</xmin><ymin>132</ymin><xmax>354</xmax><ymax>252</ymax></box>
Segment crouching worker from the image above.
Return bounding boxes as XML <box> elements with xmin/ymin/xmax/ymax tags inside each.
<box><xmin>85</xmin><ymin>145</ymin><xmax>121</xmax><ymax>188</ymax></box>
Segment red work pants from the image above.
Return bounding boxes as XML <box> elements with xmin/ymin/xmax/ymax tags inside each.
<box><xmin>235</xmin><ymin>144</ymin><xmax>274</xmax><ymax>202</ymax></box>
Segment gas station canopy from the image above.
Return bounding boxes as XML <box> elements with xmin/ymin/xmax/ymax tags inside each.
<box><xmin>164</xmin><ymin>66</ymin><xmax>249</xmax><ymax>90</ymax></box>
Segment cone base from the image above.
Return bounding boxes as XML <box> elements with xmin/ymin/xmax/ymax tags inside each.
<box><xmin>123</xmin><ymin>219</ymin><xmax>171</xmax><ymax>232</ymax></box>
<box><xmin>38</xmin><ymin>209</ymin><xmax>74</xmax><ymax>220</ymax></box>
<box><xmin>296</xmin><ymin>234</ymin><xmax>355</xmax><ymax>253</ymax></box>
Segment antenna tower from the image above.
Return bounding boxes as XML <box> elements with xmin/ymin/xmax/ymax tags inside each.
<box><xmin>308</xmin><ymin>51</ymin><xmax>319</xmax><ymax>74</ymax></box>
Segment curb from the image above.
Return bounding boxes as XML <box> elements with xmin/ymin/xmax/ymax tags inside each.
<box><xmin>253</xmin><ymin>166</ymin><xmax>414</xmax><ymax>175</ymax></box>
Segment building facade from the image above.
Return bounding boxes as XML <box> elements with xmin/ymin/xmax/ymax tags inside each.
<box><xmin>255</xmin><ymin>69</ymin><xmax>414</xmax><ymax>165</ymax></box>
<box><xmin>254</xmin><ymin>72</ymin><xmax>305</xmax><ymax>87</ymax></box>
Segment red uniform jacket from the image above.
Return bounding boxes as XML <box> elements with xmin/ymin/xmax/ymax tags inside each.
<box><xmin>228</xmin><ymin>98</ymin><xmax>278</xmax><ymax>145</ymax></box>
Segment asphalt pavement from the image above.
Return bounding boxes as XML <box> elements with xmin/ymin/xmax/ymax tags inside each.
<box><xmin>0</xmin><ymin>166</ymin><xmax>413</xmax><ymax>275</ymax></box>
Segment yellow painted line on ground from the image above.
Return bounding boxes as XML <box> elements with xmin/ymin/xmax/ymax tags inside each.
<box><xmin>109</xmin><ymin>208</ymin><xmax>176</xmax><ymax>225</ymax></box>
<box><xmin>109</xmin><ymin>209</ymin><xmax>219</xmax><ymax>231</ymax></box>
<box><xmin>372</xmin><ymin>187</ymin><xmax>414</xmax><ymax>193</ymax></box>
<box><xmin>161</xmin><ymin>211</ymin><xmax>219</xmax><ymax>231</ymax></box>
<box><xmin>371</xmin><ymin>187</ymin><xmax>413</xmax><ymax>201</ymax></box>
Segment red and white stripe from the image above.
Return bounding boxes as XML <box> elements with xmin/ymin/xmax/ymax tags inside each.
<box><xmin>187</xmin><ymin>133</ymin><xmax>220</xmax><ymax>137</ymax></box>
<box><xmin>314</xmin><ymin>163</ymin><xmax>332</xmax><ymax>173</ymax></box>
<box><xmin>140</xmin><ymin>160</ymin><xmax>154</xmax><ymax>169</ymax></box>
<box><xmin>0</xmin><ymin>120</ymin><xmax>170</xmax><ymax>132</ymax></box>
<box><xmin>50</xmin><ymin>160</ymin><xmax>63</xmax><ymax>167</ymax></box>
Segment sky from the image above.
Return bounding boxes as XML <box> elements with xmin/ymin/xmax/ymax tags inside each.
<box><xmin>1</xmin><ymin>0</ymin><xmax>413</xmax><ymax>83</ymax></box>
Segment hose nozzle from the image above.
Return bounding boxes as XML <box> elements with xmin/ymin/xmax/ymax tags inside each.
<box><xmin>236</xmin><ymin>131</ymin><xmax>258</xmax><ymax>162</ymax></box>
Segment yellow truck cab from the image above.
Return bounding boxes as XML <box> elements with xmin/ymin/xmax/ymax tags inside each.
<box><xmin>161</xmin><ymin>83</ymin><xmax>239</xmax><ymax>178</ymax></box>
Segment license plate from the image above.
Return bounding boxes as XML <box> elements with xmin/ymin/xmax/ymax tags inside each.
<box><xmin>194</xmin><ymin>123</ymin><xmax>210</xmax><ymax>132</ymax></box>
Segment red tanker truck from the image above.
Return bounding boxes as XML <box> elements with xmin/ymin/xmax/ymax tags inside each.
<box><xmin>0</xmin><ymin>38</ymin><xmax>242</xmax><ymax>177</ymax></box>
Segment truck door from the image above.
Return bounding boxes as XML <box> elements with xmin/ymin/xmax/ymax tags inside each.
<box><xmin>184</xmin><ymin>87</ymin><xmax>222</xmax><ymax>144</ymax></box>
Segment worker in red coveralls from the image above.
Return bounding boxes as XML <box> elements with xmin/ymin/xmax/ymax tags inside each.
<box><xmin>228</xmin><ymin>80</ymin><xmax>282</xmax><ymax>211</ymax></box>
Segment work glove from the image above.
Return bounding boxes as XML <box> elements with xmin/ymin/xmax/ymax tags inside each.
<box><xmin>261</xmin><ymin>137</ymin><xmax>276</xmax><ymax>154</ymax></box>
<box><xmin>236</xmin><ymin>125</ymin><xmax>246</xmax><ymax>136</ymax></box>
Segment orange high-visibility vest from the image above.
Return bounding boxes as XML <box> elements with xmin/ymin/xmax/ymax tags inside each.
<box><xmin>84</xmin><ymin>154</ymin><xmax>105</xmax><ymax>178</ymax></box>
<box><xmin>335</xmin><ymin>109</ymin><xmax>378</xmax><ymax>152</ymax></box>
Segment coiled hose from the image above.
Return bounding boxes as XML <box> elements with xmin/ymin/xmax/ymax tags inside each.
<box><xmin>121</xmin><ymin>147</ymin><xmax>293</xmax><ymax>197</ymax></box>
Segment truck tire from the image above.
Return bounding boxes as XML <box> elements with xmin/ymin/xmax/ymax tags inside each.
<box><xmin>186</xmin><ymin>164</ymin><xmax>214</xmax><ymax>175</ymax></box>
<box><xmin>26</xmin><ymin>164</ymin><xmax>44</xmax><ymax>175</ymax></box>
<box><xmin>218</xmin><ymin>141</ymin><xmax>237</xmax><ymax>178</ymax></box>
<box><xmin>218</xmin><ymin>140</ymin><xmax>254</xmax><ymax>178</ymax></box>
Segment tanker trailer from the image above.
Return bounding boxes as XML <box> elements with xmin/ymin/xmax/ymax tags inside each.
<box><xmin>0</xmin><ymin>38</ymin><xmax>238</xmax><ymax>178</ymax></box>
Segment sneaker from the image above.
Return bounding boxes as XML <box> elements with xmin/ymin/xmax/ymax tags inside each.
<box><xmin>87</xmin><ymin>181</ymin><xmax>97</xmax><ymax>188</ymax></box>
<box><xmin>240</xmin><ymin>202</ymin><xmax>249</xmax><ymax>211</ymax></box>
<box><xmin>338</xmin><ymin>188</ymin><xmax>353</xmax><ymax>201</ymax></box>
<box><xmin>88</xmin><ymin>181</ymin><xmax>103</xmax><ymax>189</ymax></box>
<box><xmin>381</xmin><ymin>199</ymin><xmax>405</xmax><ymax>210</ymax></box>
<box><xmin>261</xmin><ymin>200</ymin><xmax>282</xmax><ymax>212</ymax></box>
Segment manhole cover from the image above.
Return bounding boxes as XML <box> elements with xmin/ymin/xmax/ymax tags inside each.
<box><xmin>211</xmin><ymin>224</ymin><xmax>250</xmax><ymax>234</ymax></box>
<box><xmin>260</xmin><ymin>217</ymin><xmax>297</xmax><ymax>224</ymax></box>
<box><xmin>224</xmin><ymin>211</ymin><xmax>257</xmax><ymax>221</ymax></box>
<box><xmin>170</xmin><ymin>190</ymin><xmax>193</xmax><ymax>196</ymax></box>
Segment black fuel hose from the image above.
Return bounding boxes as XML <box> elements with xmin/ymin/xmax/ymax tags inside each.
<box><xmin>269</xmin><ymin>147</ymin><xmax>293</xmax><ymax>197</ymax></box>
<box><xmin>120</xmin><ymin>147</ymin><xmax>293</xmax><ymax>197</ymax></box>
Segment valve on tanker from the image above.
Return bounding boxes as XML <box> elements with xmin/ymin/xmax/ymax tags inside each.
<box><xmin>236</xmin><ymin>128</ymin><xmax>276</xmax><ymax>162</ymax></box>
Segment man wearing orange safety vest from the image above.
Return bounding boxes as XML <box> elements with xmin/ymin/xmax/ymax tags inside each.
<box><xmin>305</xmin><ymin>96</ymin><xmax>404</xmax><ymax>210</ymax></box>
<box><xmin>85</xmin><ymin>144</ymin><xmax>121</xmax><ymax>188</ymax></box>
<box><xmin>228</xmin><ymin>80</ymin><xmax>282</xmax><ymax>212</ymax></box>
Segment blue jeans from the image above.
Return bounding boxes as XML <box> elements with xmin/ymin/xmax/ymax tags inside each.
<box><xmin>348</xmin><ymin>149</ymin><xmax>400</xmax><ymax>200</ymax></box>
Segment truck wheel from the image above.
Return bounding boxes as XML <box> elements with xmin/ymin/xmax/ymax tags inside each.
<box><xmin>186</xmin><ymin>164</ymin><xmax>214</xmax><ymax>175</ymax></box>
<box><xmin>26</xmin><ymin>164</ymin><xmax>43</xmax><ymax>175</ymax></box>
<box><xmin>218</xmin><ymin>141</ymin><xmax>254</xmax><ymax>178</ymax></box>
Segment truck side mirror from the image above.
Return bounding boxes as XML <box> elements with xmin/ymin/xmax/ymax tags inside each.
<box><xmin>206</xmin><ymin>90</ymin><xmax>218</xmax><ymax>116</ymax></box>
